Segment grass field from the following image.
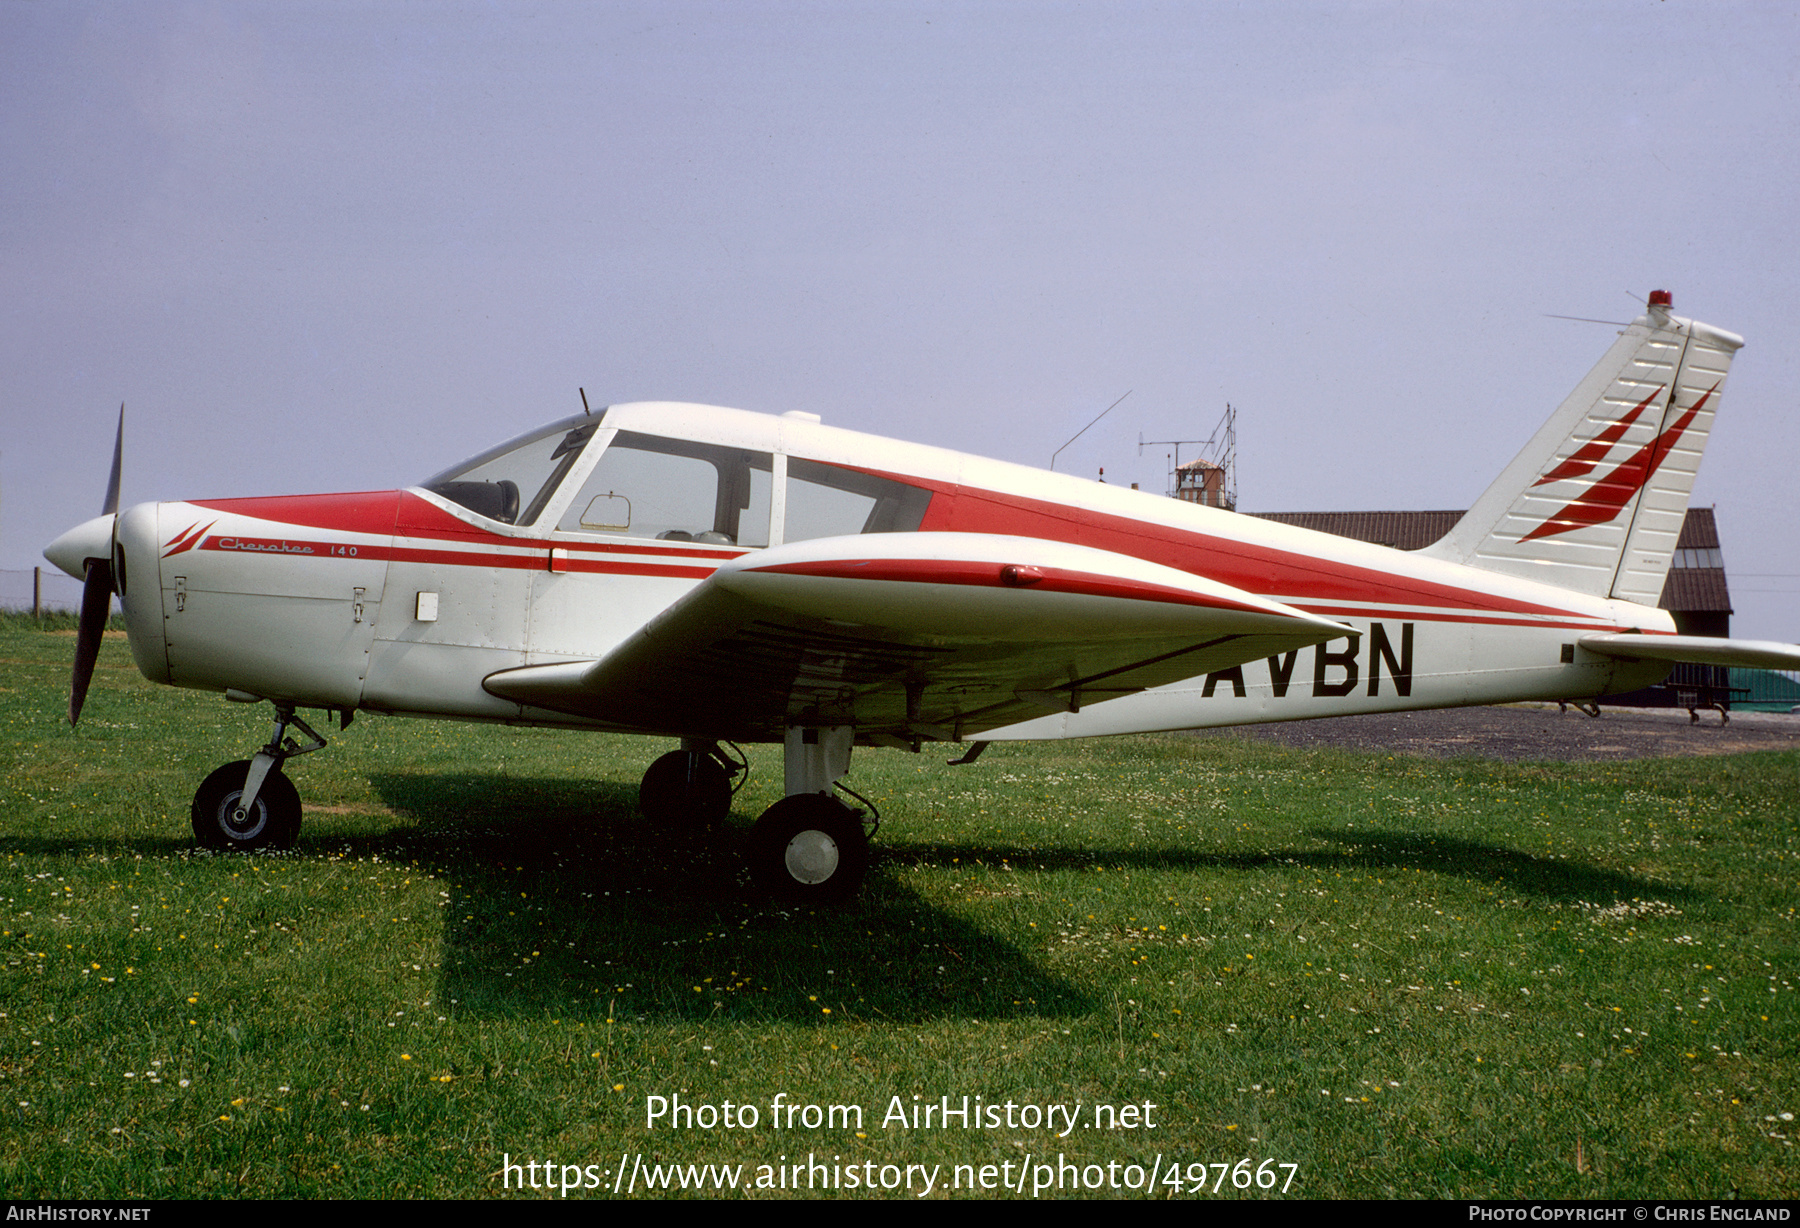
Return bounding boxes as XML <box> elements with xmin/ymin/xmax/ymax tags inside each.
<box><xmin>2</xmin><ymin>614</ymin><xmax>1796</xmax><ymax>1199</ymax></box>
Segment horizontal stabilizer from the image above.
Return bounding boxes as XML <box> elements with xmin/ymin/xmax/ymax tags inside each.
<box><xmin>484</xmin><ymin>532</ymin><xmax>1355</xmax><ymax>741</ymax></box>
<box><xmin>1579</xmin><ymin>633</ymin><xmax>1800</xmax><ymax>672</ymax></box>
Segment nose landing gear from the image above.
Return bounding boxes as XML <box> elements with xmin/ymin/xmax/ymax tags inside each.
<box><xmin>190</xmin><ymin>705</ymin><xmax>327</xmax><ymax>852</ymax></box>
<box><xmin>191</xmin><ymin>760</ymin><xmax>301</xmax><ymax>850</ymax></box>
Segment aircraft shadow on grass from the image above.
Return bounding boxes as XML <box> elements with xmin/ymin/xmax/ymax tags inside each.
<box><xmin>1297</xmin><ymin>827</ymin><xmax>1702</xmax><ymax>904</ymax></box>
<box><xmin>363</xmin><ymin>770</ymin><xmax>1094</xmax><ymax>1024</ymax></box>
<box><xmin>0</xmin><ymin>773</ymin><xmax>1694</xmax><ymax>1025</ymax></box>
<box><xmin>352</xmin><ymin>771</ymin><xmax>1694</xmax><ymax>1021</ymax></box>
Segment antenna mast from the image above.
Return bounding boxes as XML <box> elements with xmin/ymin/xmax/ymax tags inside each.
<box><xmin>1139</xmin><ymin>403</ymin><xmax>1236</xmax><ymax>510</ymax></box>
<box><xmin>1051</xmin><ymin>390</ymin><xmax>1132</xmax><ymax>472</ymax></box>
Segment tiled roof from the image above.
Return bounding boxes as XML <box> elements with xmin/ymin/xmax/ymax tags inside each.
<box><xmin>1246</xmin><ymin>510</ymin><xmax>1462</xmax><ymax>551</ymax></box>
<box><xmin>1676</xmin><ymin>506</ymin><xmax>1719</xmax><ymax>550</ymax></box>
<box><xmin>1661</xmin><ymin>567</ymin><xmax>1733</xmax><ymax>614</ymax></box>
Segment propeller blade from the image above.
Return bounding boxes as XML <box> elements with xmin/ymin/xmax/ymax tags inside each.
<box><xmin>70</xmin><ymin>404</ymin><xmax>125</xmax><ymax>725</ymax></box>
<box><xmin>102</xmin><ymin>404</ymin><xmax>124</xmax><ymax>516</ymax></box>
<box><xmin>69</xmin><ymin>557</ymin><xmax>114</xmax><ymax>726</ymax></box>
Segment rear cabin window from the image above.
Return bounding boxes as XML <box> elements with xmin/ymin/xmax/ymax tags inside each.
<box><xmin>783</xmin><ymin>459</ymin><xmax>932</xmax><ymax>542</ymax></box>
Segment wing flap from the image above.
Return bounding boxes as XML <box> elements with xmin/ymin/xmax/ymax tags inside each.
<box><xmin>483</xmin><ymin>532</ymin><xmax>1354</xmax><ymax>741</ymax></box>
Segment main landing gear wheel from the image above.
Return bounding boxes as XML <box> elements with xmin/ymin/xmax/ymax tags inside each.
<box><xmin>191</xmin><ymin>760</ymin><xmax>302</xmax><ymax>852</ymax></box>
<box><xmin>639</xmin><ymin>750</ymin><xmax>732</xmax><ymax>829</ymax></box>
<box><xmin>748</xmin><ymin>793</ymin><xmax>869</xmax><ymax>903</ymax></box>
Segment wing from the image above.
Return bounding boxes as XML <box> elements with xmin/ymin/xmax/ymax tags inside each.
<box><xmin>483</xmin><ymin>532</ymin><xmax>1354</xmax><ymax>744</ymax></box>
<box><xmin>1578</xmin><ymin>633</ymin><xmax>1800</xmax><ymax>671</ymax></box>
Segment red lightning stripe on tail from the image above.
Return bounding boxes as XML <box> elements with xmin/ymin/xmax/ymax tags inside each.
<box><xmin>1532</xmin><ymin>386</ymin><xmax>1664</xmax><ymax>486</ymax></box>
<box><xmin>1520</xmin><ymin>382</ymin><xmax>1718</xmax><ymax>543</ymax></box>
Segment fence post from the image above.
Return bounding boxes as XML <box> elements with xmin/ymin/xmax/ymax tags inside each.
<box><xmin>33</xmin><ymin>567</ymin><xmax>41</xmax><ymax>619</ymax></box>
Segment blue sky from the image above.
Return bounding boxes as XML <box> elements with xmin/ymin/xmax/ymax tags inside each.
<box><xmin>5</xmin><ymin>2</ymin><xmax>1797</xmax><ymax>636</ymax></box>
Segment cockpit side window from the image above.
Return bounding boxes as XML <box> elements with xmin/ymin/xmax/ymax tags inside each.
<box><xmin>557</xmin><ymin>431</ymin><xmax>774</xmax><ymax>547</ymax></box>
<box><xmin>423</xmin><ymin>417</ymin><xmax>600</xmax><ymax>526</ymax></box>
<box><xmin>784</xmin><ymin>459</ymin><xmax>932</xmax><ymax>543</ymax></box>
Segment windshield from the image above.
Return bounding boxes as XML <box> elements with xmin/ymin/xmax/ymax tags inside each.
<box><xmin>422</xmin><ymin>415</ymin><xmax>600</xmax><ymax>525</ymax></box>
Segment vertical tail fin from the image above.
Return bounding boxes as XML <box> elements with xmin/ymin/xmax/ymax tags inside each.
<box><xmin>1419</xmin><ymin>292</ymin><xmax>1743</xmax><ymax>602</ymax></box>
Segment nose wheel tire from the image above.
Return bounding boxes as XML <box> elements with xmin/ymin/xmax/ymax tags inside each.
<box><xmin>191</xmin><ymin>760</ymin><xmax>302</xmax><ymax>851</ymax></box>
<box><xmin>639</xmin><ymin>750</ymin><xmax>732</xmax><ymax>829</ymax></box>
<box><xmin>747</xmin><ymin>794</ymin><xmax>868</xmax><ymax>903</ymax></box>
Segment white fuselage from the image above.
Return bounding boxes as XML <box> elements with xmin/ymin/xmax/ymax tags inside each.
<box><xmin>104</xmin><ymin>400</ymin><xmax>1672</xmax><ymax>742</ymax></box>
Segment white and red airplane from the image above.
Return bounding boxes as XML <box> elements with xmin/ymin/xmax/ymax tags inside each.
<box><xmin>44</xmin><ymin>291</ymin><xmax>1800</xmax><ymax>900</ymax></box>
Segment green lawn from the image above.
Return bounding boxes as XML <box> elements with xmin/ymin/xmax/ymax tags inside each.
<box><xmin>2</xmin><ymin>615</ymin><xmax>1795</xmax><ymax>1198</ymax></box>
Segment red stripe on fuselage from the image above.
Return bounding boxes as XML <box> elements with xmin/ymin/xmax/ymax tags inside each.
<box><xmin>194</xmin><ymin>534</ymin><xmax>719</xmax><ymax>580</ymax></box>
<box><xmin>389</xmin><ymin>545</ymin><xmax>716</xmax><ymax>579</ymax></box>
<box><xmin>190</xmin><ymin>472</ymin><xmax>1586</xmax><ymax>622</ymax></box>
<box><xmin>749</xmin><ymin>557</ymin><xmax>1283</xmax><ymax>616</ymax></box>
<box><xmin>824</xmin><ymin>470</ymin><xmax>1584</xmax><ymax>618</ymax></box>
<box><xmin>392</xmin><ymin>493</ymin><xmax>744</xmax><ymax>558</ymax></box>
<box><xmin>1292</xmin><ymin>604</ymin><xmax>1612</xmax><ymax>632</ymax></box>
<box><xmin>192</xmin><ymin>491</ymin><xmax>405</xmax><ymax>535</ymax></box>
<box><xmin>189</xmin><ymin>489</ymin><xmax>744</xmax><ymax>560</ymax></box>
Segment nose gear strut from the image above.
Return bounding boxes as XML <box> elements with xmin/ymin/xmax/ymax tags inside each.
<box><xmin>234</xmin><ymin>705</ymin><xmax>328</xmax><ymax>822</ymax></box>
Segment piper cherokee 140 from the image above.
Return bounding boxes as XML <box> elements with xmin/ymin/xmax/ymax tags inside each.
<box><xmin>44</xmin><ymin>292</ymin><xmax>1800</xmax><ymax>900</ymax></box>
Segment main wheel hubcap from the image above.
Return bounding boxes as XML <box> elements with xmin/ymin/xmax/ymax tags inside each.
<box><xmin>784</xmin><ymin>830</ymin><xmax>840</xmax><ymax>884</ymax></box>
